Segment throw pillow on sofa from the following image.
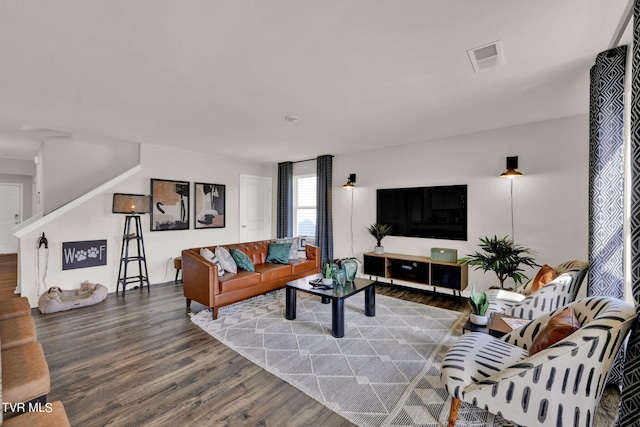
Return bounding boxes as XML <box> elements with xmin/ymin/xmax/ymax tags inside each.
<box><xmin>200</xmin><ymin>247</ymin><xmax>224</xmax><ymax>277</ymax></box>
<box><xmin>275</xmin><ymin>237</ymin><xmax>299</xmax><ymax>259</ymax></box>
<box><xmin>229</xmin><ymin>248</ymin><xmax>255</xmax><ymax>272</ymax></box>
<box><xmin>215</xmin><ymin>246</ymin><xmax>237</xmax><ymax>274</ymax></box>
<box><xmin>266</xmin><ymin>243</ymin><xmax>292</xmax><ymax>264</ymax></box>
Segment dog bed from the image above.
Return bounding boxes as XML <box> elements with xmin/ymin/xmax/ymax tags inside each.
<box><xmin>38</xmin><ymin>281</ymin><xmax>108</xmax><ymax>314</ymax></box>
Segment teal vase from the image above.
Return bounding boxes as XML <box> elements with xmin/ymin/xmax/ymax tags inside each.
<box><xmin>342</xmin><ymin>259</ymin><xmax>358</xmax><ymax>282</ymax></box>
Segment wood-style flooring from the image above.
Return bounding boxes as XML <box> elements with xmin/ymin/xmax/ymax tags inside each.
<box><xmin>0</xmin><ymin>253</ymin><xmax>469</xmax><ymax>426</ymax></box>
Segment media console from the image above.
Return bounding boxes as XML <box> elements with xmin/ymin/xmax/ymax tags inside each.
<box><xmin>363</xmin><ymin>252</ymin><xmax>468</xmax><ymax>296</ymax></box>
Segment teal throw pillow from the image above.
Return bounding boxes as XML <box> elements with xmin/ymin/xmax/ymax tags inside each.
<box><xmin>266</xmin><ymin>243</ymin><xmax>292</xmax><ymax>264</ymax></box>
<box><xmin>229</xmin><ymin>248</ymin><xmax>255</xmax><ymax>272</ymax></box>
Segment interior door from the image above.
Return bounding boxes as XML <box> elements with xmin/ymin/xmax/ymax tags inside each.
<box><xmin>0</xmin><ymin>183</ymin><xmax>22</xmax><ymax>254</ymax></box>
<box><xmin>239</xmin><ymin>175</ymin><xmax>272</xmax><ymax>242</ymax></box>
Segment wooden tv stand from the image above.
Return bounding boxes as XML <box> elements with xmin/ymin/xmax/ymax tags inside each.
<box><xmin>363</xmin><ymin>252</ymin><xmax>468</xmax><ymax>296</ymax></box>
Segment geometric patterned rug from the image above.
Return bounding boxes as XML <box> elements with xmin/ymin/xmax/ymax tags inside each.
<box><xmin>190</xmin><ymin>289</ymin><xmax>512</xmax><ymax>426</ymax></box>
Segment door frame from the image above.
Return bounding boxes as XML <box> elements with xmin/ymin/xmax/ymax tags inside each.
<box><xmin>0</xmin><ymin>182</ymin><xmax>23</xmax><ymax>254</ymax></box>
<box><xmin>239</xmin><ymin>174</ymin><xmax>272</xmax><ymax>241</ymax></box>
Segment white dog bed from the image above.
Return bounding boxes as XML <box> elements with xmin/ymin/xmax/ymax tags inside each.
<box><xmin>38</xmin><ymin>281</ymin><xmax>108</xmax><ymax>314</ymax></box>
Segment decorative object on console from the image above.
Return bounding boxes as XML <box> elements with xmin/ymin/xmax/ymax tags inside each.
<box><xmin>468</xmin><ymin>286</ymin><xmax>489</xmax><ymax>325</ymax></box>
<box><xmin>367</xmin><ymin>223</ymin><xmax>392</xmax><ymax>255</ymax></box>
<box><xmin>342</xmin><ymin>173</ymin><xmax>356</xmax><ymax>189</ymax></box>
<box><xmin>430</xmin><ymin>247</ymin><xmax>457</xmax><ymax>263</ymax></box>
<box><xmin>194</xmin><ymin>182</ymin><xmax>225</xmax><ymax>229</ymax></box>
<box><xmin>460</xmin><ymin>235</ymin><xmax>538</xmax><ymax>289</ymax></box>
<box><xmin>150</xmin><ymin>178</ymin><xmax>190</xmax><ymax>231</ymax></box>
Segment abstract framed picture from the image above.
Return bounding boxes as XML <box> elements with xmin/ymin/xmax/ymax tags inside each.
<box><xmin>150</xmin><ymin>179</ymin><xmax>190</xmax><ymax>231</ymax></box>
<box><xmin>194</xmin><ymin>183</ymin><xmax>225</xmax><ymax>229</ymax></box>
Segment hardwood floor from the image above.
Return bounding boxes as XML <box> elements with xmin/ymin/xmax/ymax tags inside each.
<box><xmin>1</xmin><ymin>256</ymin><xmax>469</xmax><ymax>426</ymax></box>
<box><xmin>0</xmin><ymin>253</ymin><xmax>18</xmax><ymax>299</ymax></box>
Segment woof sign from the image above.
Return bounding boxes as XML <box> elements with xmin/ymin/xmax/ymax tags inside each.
<box><xmin>62</xmin><ymin>240</ymin><xmax>107</xmax><ymax>270</ymax></box>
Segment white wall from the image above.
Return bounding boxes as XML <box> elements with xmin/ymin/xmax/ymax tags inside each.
<box><xmin>331</xmin><ymin>115</ymin><xmax>589</xmax><ymax>291</ymax></box>
<box><xmin>19</xmin><ymin>144</ymin><xmax>272</xmax><ymax>306</ymax></box>
<box><xmin>42</xmin><ymin>135</ymin><xmax>140</xmax><ymax>214</ymax></box>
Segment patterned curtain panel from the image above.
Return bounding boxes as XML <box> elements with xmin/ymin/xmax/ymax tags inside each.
<box><xmin>315</xmin><ymin>155</ymin><xmax>334</xmax><ymax>264</ymax></box>
<box><xmin>277</xmin><ymin>161</ymin><xmax>293</xmax><ymax>238</ymax></box>
<box><xmin>589</xmin><ymin>45</ymin><xmax>628</xmax><ymax>389</ymax></box>
<box><xmin>620</xmin><ymin>1</ymin><xmax>640</xmax><ymax>424</ymax></box>
<box><xmin>588</xmin><ymin>45</ymin><xmax>627</xmax><ymax>300</ymax></box>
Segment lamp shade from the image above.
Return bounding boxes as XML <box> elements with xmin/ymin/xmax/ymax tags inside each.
<box><xmin>500</xmin><ymin>156</ymin><xmax>523</xmax><ymax>178</ymax></box>
<box><xmin>112</xmin><ymin>193</ymin><xmax>152</xmax><ymax>214</ymax></box>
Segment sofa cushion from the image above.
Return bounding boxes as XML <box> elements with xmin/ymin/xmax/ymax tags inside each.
<box><xmin>255</xmin><ymin>263</ymin><xmax>293</xmax><ymax>282</ymax></box>
<box><xmin>529</xmin><ymin>307</ymin><xmax>581</xmax><ymax>355</ymax></box>
<box><xmin>219</xmin><ymin>271</ymin><xmax>262</xmax><ymax>293</ymax></box>
<box><xmin>276</xmin><ymin>237</ymin><xmax>299</xmax><ymax>259</ymax></box>
<box><xmin>2</xmin><ymin>342</ymin><xmax>51</xmax><ymax>403</ymax></box>
<box><xmin>289</xmin><ymin>258</ymin><xmax>317</xmax><ymax>275</ymax></box>
<box><xmin>530</xmin><ymin>264</ymin><xmax>560</xmax><ymax>292</ymax></box>
<box><xmin>215</xmin><ymin>246</ymin><xmax>237</xmax><ymax>274</ymax></box>
<box><xmin>230</xmin><ymin>248</ymin><xmax>255</xmax><ymax>272</ymax></box>
<box><xmin>200</xmin><ymin>247</ymin><xmax>224</xmax><ymax>277</ymax></box>
<box><xmin>266</xmin><ymin>243</ymin><xmax>292</xmax><ymax>264</ymax></box>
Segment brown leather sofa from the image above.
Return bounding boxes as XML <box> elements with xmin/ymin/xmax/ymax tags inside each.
<box><xmin>182</xmin><ymin>240</ymin><xmax>320</xmax><ymax>319</ymax></box>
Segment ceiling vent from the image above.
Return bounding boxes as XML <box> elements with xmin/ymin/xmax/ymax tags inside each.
<box><xmin>467</xmin><ymin>40</ymin><xmax>504</xmax><ymax>73</ymax></box>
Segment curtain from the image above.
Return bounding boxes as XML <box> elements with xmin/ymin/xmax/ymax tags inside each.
<box><xmin>620</xmin><ymin>2</ymin><xmax>640</xmax><ymax>424</ymax></box>
<box><xmin>277</xmin><ymin>161</ymin><xmax>293</xmax><ymax>238</ymax></box>
<box><xmin>315</xmin><ymin>155</ymin><xmax>334</xmax><ymax>264</ymax></box>
<box><xmin>588</xmin><ymin>46</ymin><xmax>627</xmax><ymax>302</ymax></box>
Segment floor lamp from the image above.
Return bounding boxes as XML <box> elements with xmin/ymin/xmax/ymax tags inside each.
<box><xmin>500</xmin><ymin>156</ymin><xmax>523</xmax><ymax>243</ymax></box>
<box><xmin>343</xmin><ymin>174</ymin><xmax>356</xmax><ymax>258</ymax></box>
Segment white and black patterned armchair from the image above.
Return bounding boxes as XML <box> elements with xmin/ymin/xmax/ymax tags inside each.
<box><xmin>488</xmin><ymin>260</ymin><xmax>589</xmax><ymax>320</ymax></box>
<box><xmin>441</xmin><ymin>296</ymin><xmax>636</xmax><ymax>427</ymax></box>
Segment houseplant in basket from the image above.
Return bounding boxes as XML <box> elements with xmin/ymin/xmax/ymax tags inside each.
<box><xmin>468</xmin><ymin>286</ymin><xmax>489</xmax><ymax>325</ymax></box>
<box><xmin>460</xmin><ymin>235</ymin><xmax>538</xmax><ymax>289</ymax></box>
<box><xmin>367</xmin><ymin>223</ymin><xmax>393</xmax><ymax>255</ymax></box>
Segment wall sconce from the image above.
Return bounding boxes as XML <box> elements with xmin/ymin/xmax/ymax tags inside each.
<box><xmin>500</xmin><ymin>156</ymin><xmax>523</xmax><ymax>179</ymax></box>
<box><xmin>343</xmin><ymin>173</ymin><xmax>356</xmax><ymax>189</ymax></box>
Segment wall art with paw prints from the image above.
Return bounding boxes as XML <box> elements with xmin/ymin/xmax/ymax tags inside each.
<box><xmin>62</xmin><ymin>240</ymin><xmax>107</xmax><ymax>270</ymax></box>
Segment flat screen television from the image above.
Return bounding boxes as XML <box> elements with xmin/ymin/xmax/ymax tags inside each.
<box><xmin>376</xmin><ymin>185</ymin><xmax>467</xmax><ymax>240</ymax></box>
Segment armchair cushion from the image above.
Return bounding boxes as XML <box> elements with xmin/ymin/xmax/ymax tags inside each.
<box><xmin>530</xmin><ymin>264</ymin><xmax>559</xmax><ymax>292</ymax></box>
<box><xmin>529</xmin><ymin>306</ymin><xmax>580</xmax><ymax>355</ymax></box>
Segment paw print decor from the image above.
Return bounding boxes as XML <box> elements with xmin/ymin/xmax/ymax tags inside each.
<box><xmin>62</xmin><ymin>240</ymin><xmax>108</xmax><ymax>271</ymax></box>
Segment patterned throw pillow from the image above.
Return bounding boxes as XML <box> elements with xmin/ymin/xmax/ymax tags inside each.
<box><xmin>229</xmin><ymin>248</ymin><xmax>255</xmax><ymax>272</ymax></box>
<box><xmin>266</xmin><ymin>243</ymin><xmax>292</xmax><ymax>264</ymax></box>
<box><xmin>200</xmin><ymin>247</ymin><xmax>224</xmax><ymax>277</ymax></box>
<box><xmin>215</xmin><ymin>246</ymin><xmax>237</xmax><ymax>274</ymax></box>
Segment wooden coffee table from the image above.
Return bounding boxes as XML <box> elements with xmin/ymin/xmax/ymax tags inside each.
<box><xmin>285</xmin><ymin>274</ymin><xmax>376</xmax><ymax>338</ymax></box>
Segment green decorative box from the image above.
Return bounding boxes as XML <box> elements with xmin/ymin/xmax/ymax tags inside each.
<box><xmin>430</xmin><ymin>247</ymin><xmax>457</xmax><ymax>263</ymax></box>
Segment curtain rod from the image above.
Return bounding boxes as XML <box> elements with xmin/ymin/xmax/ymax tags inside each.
<box><xmin>290</xmin><ymin>155</ymin><xmax>334</xmax><ymax>164</ymax></box>
<box><xmin>609</xmin><ymin>0</ymin><xmax>633</xmax><ymax>48</ymax></box>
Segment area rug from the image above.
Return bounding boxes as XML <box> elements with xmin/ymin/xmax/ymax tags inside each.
<box><xmin>190</xmin><ymin>289</ymin><xmax>511</xmax><ymax>427</ymax></box>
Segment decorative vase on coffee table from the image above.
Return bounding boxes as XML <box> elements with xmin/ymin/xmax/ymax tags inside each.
<box><xmin>333</xmin><ymin>269</ymin><xmax>346</xmax><ymax>288</ymax></box>
<box><xmin>342</xmin><ymin>259</ymin><xmax>358</xmax><ymax>282</ymax></box>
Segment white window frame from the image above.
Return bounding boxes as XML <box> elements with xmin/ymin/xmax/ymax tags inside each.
<box><xmin>293</xmin><ymin>174</ymin><xmax>316</xmax><ymax>242</ymax></box>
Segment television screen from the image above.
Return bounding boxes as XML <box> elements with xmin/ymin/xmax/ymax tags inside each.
<box><xmin>376</xmin><ymin>185</ymin><xmax>467</xmax><ymax>240</ymax></box>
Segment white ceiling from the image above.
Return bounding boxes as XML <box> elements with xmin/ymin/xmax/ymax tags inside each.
<box><xmin>0</xmin><ymin>1</ymin><xmax>632</xmax><ymax>164</ymax></box>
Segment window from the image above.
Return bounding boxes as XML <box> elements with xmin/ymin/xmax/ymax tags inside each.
<box><xmin>294</xmin><ymin>175</ymin><xmax>316</xmax><ymax>243</ymax></box>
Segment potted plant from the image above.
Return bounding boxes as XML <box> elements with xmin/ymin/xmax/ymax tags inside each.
<box><xmin>322</xmin><ymin>262</ymin><xmax>334</xmax><ymax>285</ymax></box>
<box><xmin>468</xmin><ymin>286</ymin><xmax>489</xmax><ymax>325</ymax></box>
<box><xmin>460</xmin><ymin>235</ymin><xmax>538</xmax><ymax>289</ymax></box>
<box><xmin>367</xmin><ymin>223</ymin><xmax>393</xmax><ymax>255</ymax></box>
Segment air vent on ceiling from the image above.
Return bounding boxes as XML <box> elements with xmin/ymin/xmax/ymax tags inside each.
<box><xmin>467</xmin><ymin>40</ymin><xmax>504</xmax><ymax>73</ymax></box>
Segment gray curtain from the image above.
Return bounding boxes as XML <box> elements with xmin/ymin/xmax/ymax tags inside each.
<box><xmin>315</xmin><ymin>155</ymin><xmax>333</xmax><ymax>264</ymax></box>
<box><xmin>588</xmin><ymin>46</ymin><xmax>627</xmax><ymax>301</ymax></box>
<box><xmin>620</xmin><ymin>1</ymin><xmax>640</xmax><ymax>424</ymax></box>
<box><xmin>277</xmin><ymin>161</ymin><xmax>293</xmax><ymax>238</ymax></box>
<box><xmin>588</xmin><ymin>45</ymin><xmax>627</xmax><ymax>389</ymax></box>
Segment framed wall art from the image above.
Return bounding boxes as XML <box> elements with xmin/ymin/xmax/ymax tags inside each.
<box><xmin>194</xmin><ymin>183</ymin><xmax>225</xmax><ymax>229</ymax></box>
<box><xmin>150</xmin><ymin>178</ymin><xmax>190</xmax><ymax>231</ymax></box>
